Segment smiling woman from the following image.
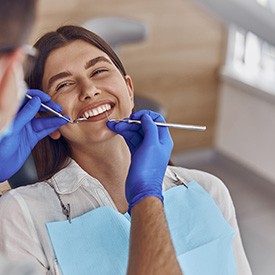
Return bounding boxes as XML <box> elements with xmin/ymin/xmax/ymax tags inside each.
<box><xmin>43</xmin><ymin>41</ymin><xmax>133</xmax><ymax>124</ymax></box>
<box><xmin>0</xmin><ymin>25</ymin><xmax>252</xmax><ymax>274</ymax></box>
<box><xmin>26</xmin><ymin>26</ymin><xmax>134</xmax><ymax>180</ymax></box>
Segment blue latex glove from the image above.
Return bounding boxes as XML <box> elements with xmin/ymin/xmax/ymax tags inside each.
<box><xmin>0</xmin><ymin>89</ymin><xmax>68</xmax><ymax>182</ymax></box>
<box><xmin>19</xmin><ymin>89</ymin><xmax>63</xmax><ymax>113</ymax></box>
<box><xmin>107</xmin><ymin>110</ymin><xmax>173</xmax><ymax>213</ymax></box>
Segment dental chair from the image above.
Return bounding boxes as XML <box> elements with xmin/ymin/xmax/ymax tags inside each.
<box><xmin>8</xmin><ymin>17</ymin><xmax>166</xmax><ymax>189</ymax></box>
<box><xmin>9</xmin><ymin>155</ymin><xmax>38</xmax><ymax>188</ymax></box>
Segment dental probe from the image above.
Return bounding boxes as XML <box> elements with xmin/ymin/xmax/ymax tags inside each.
<box><xmin>106</xmin><ymin>113</ymin><xmax>206</xmax><ymax>131</ymax></box>
<box><xmin>25</xmin><ymin>94</ymin><xmax>86</xmax><ymax>124</ymax></box>
<box><xmin>111</xmin><ymin>119</ymin><xmax>206</xmax><ymax>131</ymax></box>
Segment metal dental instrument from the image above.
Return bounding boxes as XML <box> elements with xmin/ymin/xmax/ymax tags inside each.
<box><xmin>106</xmin><ymin>112</ymin><xmax>206</xmax><ymax>131</ymax></box>
<box><xmin>25</xmin><ymin>94</ymin><xmax>87</xmax><ymax>124</ymax></box>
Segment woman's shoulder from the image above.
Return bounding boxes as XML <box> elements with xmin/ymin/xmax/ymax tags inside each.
<box><xmin>0</xmin><ymin>159</ymin><xmax>85</xmax><ymax>207</ymax></box>
<box><xmin>0</xmin><ymin>181</ymin><xmax>52</xmax><ymax>210</ymax></box>
<box><xmin>164</xmin><ymin>166</ymin><xmax>233</xmax><ymax>211</ymax></box>
<box><xmin>165</xmin><ymin>165</ymin><xmax>226</xmax><ymax>188</ymax></box>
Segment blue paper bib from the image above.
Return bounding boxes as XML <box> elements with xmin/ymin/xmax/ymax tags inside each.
<box><xmin>46</xmin><ymin>181</ymin><xmax>236</xmax><ymax>275</ymax></box>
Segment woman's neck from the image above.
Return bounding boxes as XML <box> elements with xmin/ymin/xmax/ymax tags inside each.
<box><xmin>70</xmin><ymin>135</ymin><xmax>130</xmax><ymax>212</ymax></box>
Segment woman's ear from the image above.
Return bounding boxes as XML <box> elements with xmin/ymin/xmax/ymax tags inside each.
<box><xmin>49</xmin><ymin>129</ymin><xmax>62</xmax><ymax>140</ymax></box>
<box><xmin>125</xmin><ymin>75</ymin><xmax>134</xmax><ymax>107</ymax></box>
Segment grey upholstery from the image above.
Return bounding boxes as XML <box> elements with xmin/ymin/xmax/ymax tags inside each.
<box><xmin>8</xmin><ymin>154</ymin><xmax>38</xmax><ymax>188</ymax></box>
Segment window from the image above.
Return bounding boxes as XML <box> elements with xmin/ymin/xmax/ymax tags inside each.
<box><xmin>256</xmin><ymin>0</ymin><xmax>275</xmax><ymax>13</ymax></box>
<box><xmin>224</xmin><ymin>24</ymin><xmax>275</xmax><ymax>94</ymax></box>
<box><xmin>197</xmin><ymin>0</ymin><xmax>275</xmax><ymax>94</ymax></box>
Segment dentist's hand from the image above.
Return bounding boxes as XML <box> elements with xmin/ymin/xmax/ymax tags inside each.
<box><xmin>0</xmin><ymin>89</ymin><xmax>68</xmax><ymax>182</ymax></box>
<box><xmin>107</xmin><ymin>110</ymin><xmax>173</xmax><ymax>214</ymax></box>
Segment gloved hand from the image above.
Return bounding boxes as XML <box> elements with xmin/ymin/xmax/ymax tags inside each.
<box><xmin>107</xmin><ymin>110</ymin><xmax>173</xmax><ymax>214</ymax></box>
<box><xmin>0</xmin><ymin>89</ymin><xmax>68</xmax><ymax>182</ymax></box>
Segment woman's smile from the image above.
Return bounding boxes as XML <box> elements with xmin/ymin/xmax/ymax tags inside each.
<box><xmin>77</xmin><ymin>101</ymin><xmax>115</xmax><ymax>122</ymax></box>
<box><xmin>41</xmin><ymin>40</ymin><xmax>134</xmax><ymax>144</ymax></box>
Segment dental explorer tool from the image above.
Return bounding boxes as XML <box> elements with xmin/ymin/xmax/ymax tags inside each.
<box><xmin>25</xmin><ymin>94</ymin><xmax>87</xmax><ymax>124</ymax></box>
<box><xmin>106</xmin><ymin>112</ymin><xmax>206</xmax><ymax>131</ymax></box>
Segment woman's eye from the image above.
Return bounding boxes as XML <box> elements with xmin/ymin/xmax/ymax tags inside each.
<box><xmin>92</xmin><ymin>69</ymin><xmax>108</xmax><ymax>77</ymax></box>
<box><xmin>56</xmin><ymin>82</ymin><xmax>72</xmax><ymax>91</ymax></box>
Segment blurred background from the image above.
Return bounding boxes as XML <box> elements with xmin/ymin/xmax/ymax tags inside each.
<box><xmin>2</xmin><ymin>0</ymin><xmax>275</xmax><ymax>273</ymax></box>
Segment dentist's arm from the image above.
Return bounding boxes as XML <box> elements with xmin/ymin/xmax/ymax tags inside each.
<box><xmin>129</xmin><ymin>196</ymin><xmax>182</xmax><ymax>275</ymax></box>
<box><xmin>107</xmin><ymin>110</ymin><xmax>182</xmax><ymax>275</ymax></box>
<box><xmin>0</xmin><ymin>89</ymin><xmax>68</xmax><ymax>182</ymax></box>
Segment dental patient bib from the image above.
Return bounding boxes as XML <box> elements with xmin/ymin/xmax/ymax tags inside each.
<box><xmin>46</xmin><ymin>181</ymin><xmax>236</xmax><ymax>275</ymax></box>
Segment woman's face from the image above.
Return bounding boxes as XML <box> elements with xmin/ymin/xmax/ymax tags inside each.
<box><xmin>42</xmin><ymin>40</ymin><xmax>134</xmax><ymax>145</ymax></box>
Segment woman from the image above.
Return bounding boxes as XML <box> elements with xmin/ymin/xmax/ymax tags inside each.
<box><xmin>0</xmin><ymin>25</ymin><xmax>251</xmax><ymax>274</ymax></box>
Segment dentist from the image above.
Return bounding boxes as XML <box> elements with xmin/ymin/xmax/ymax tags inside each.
<box><xmin>0</xmin><ymin>1</ymin><xmax>181</xmax><ymax>274</ymax></box>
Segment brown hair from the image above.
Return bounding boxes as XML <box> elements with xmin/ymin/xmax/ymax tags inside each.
<box><xmin>26</xmin><ymin>25</ymin><xmax>128</xmax><ymax>181</ymax></box>
<box><xmin>0</xmin><ymin>0</ymin><xmax>36</xmax><ymax>47</ymax></box>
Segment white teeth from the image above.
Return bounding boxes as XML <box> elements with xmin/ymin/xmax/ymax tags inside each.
<box><xmin>81</xmin><ymin>104</ymin><xmax>112</xmax><ymax>119</ymax></box>
<box><xmin>98</xmin><ymin>106</ymin><xmax>104</xmax><ymax>113</ymax></box>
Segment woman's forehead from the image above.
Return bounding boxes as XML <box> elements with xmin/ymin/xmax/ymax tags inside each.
<box><xmin>44</xmin><ymin>41</ymin><xmax>113</xmax><ymax>74</ymax></box>
<box><xmin>46</xmin><ymin>40</ymin><xmax>111</xmax><ymax>65</ymax></box>
<box><xmin>41</xmin><ymin>40</ymin><xmax>115</xmax><ymax>89</ymax></box>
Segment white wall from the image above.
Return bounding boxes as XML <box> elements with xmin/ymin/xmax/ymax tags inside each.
<box><xmin>215</xmin><ymin>73</ymin><xmax>275</xmax><ymax>184</ymax></box>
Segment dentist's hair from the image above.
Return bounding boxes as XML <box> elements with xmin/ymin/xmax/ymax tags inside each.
<box><xmin>0</xmin><ymin>0</ymin><xmax>36</xmax><ymax>47</ymax></box>
<box><xmin>26</xmin><ymin>25</ymin><xmax>128</xmax><ymax>180</ymax></box>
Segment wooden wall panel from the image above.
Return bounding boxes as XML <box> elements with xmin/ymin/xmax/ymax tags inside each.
<box><xmin>30</xmin><ymin>0</ymin><xmax>226</xmax><ymax>153</ymax></box>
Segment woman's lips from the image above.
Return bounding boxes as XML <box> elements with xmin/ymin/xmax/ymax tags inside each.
<box><xmin>85</xmin><ymin>108</ymin><xmax>114</xmax><ymax>122</ymax></box>
<box><xmin>76</xmin><ymin>102</ymin><xmax>114</xmax><ymax>122</ymax></box>
<box><xmin>82</xmin><ymin>103</ymin><xmax>112</xmax><ymax>119</ymax></box>
<box><xmin>78</xmin><ymin>103</ymin><xmax>114</xmax><ymax>122</ymax></box>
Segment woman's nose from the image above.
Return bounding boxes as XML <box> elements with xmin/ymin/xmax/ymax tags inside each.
<box><xmin>79</xmin><ymin>82</ymin><xmax>101</xmax><ymax>101</ymax></box>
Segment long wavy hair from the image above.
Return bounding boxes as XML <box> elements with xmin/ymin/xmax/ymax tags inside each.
<box><xmin>26</xmin><ymin>25</ymin><xmax>127</xmax><ymax>181</ymax></box>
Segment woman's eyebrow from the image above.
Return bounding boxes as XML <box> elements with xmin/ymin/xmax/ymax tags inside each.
<box><xmin>85</xmin><ymin>56</ymin><xmax>112</xmax><ymax>70</ymax></box>
<box><xmin>47</xmin><ymin>57</ymin><xmax>111</xmax><ymax>90</ymax></box>
<box><xmin>47</xmin><ymin>71</ymin><xmax>72</xmax><ymax>90</ymax></box>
